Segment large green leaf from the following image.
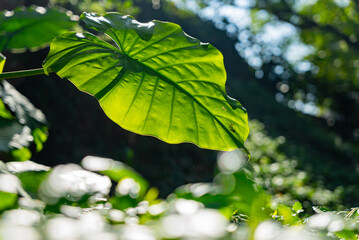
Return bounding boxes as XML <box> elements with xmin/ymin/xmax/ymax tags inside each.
<box><xmin>0</xmin><ymin>6</ymin><xmax>76</xmax><ymax>51</ymax></box>
<box><xmin>43</xmin><ymin>12</ymin><xmax>249</xmax><ymax>152</ymax></box>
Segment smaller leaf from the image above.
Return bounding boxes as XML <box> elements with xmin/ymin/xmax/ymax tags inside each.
<box><xmin>0</xmin><ymin>191</ymin><xmax>17</xmax><ymax>211</ymax></box>
<box><xmin>313</xmin><ymin>206</ymin><xmax>331</xmax><ymax>214</ymax></box>
<box><xmin>0</xmin><ymin>53</ymin><xmax>5</xmax><ymax>73</ymax></box>
<box><xmin>0</xmin><ymin>99</ymin><xmax>14</xmax><ymax>120</ymax></box>
<box><xmin>32</xmin><ymin>127</ymin><xmax>48</xmax><ymax>152</ymax></box>
<box><xmin>0</xmin><ymin>6</ymin><xmax>77</xmax><ymax>51</ymax></box>
<box><xmin>292</xmin><ymin>201</ymin><xmax>303</xmax><ymax>214</ymax></box>
<box><xmin>17</xmin><ymin>171</ymin><xmax>49</xmax><ymax>194</ymax></box>
<box><xmin>335</xmin><ymin>230</ymin><xmax>357</xmax><ymax>239</ymax></box>
<box><xmin>277</xmin><ymin>204</ymin><xmax>300</xmax><ymax>225</ymax></box>
<box><xmin>9</xmin><ymin>147</ymin><xmax>32</xmax><ymax>161</ymax></box>
<box><xmin>143</xmin><ymin>187</ymin><xmax>159</xmax><ymax>203</ymax></box>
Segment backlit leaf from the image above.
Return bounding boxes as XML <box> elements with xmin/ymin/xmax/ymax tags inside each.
<box><xmin>43</xmin><ymin>12</ymin><xmax>249</xmax><ymax>152</ymax></box>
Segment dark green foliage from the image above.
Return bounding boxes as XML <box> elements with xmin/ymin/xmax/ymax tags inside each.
<box><xmin>0</xmin><ymin>1</ymin><xmax>358</xmax><ymax>240</ymax></box>
<box><xmin>0</xmin><ymin>6</ymin><xmax>76</xmax><ymax>51</ymax></box>
<box><xmin>0</xmin><ymin>155</ymin><xmax>358</xmax><ymax>239</ymax></box>
<box><xmin>0</xmin><ymin>80</ymin><xmax>48</xmax><ymax>161</ymax></box>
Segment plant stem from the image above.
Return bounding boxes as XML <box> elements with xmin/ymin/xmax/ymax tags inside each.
<box><xmin>0</xmin><ymin>68</ymin><xmax>51</xmax><ymax>80</ymax></box>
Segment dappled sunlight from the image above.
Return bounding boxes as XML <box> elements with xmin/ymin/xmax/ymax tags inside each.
<box><xmin>108</xmin><ymin>209</ymin><xmax>125</xmax><ymax>222</ymax></box>
<box><xmin>7</xmin><ymin>161</ymin><xmax>50</xmax><ymax>173</ymax></box>
<box><xmin>116</xmin><ymin>178</ymin><xmax>141</xmax><ymax>199</ymax></box>
<box><xmin>0</xmin><ymin>174</ymin><xmax>20</xmax><ymax>193</ymax></box>
<box><xmin>174</xmin><ymin>198</ymin><xmax>202</xmax><ymax>215</ymax></box>
<box><xmin>3</xmin><ymin>209</ymin><xmax>40</xmax><ymax>226</ymax></box>
<box><xmin>217</xmin><ymin>149</ymin><xmax>247</xmax><ymax>173</ymax></box>
<box><xmin>18</xmin><ymin>198</ymin><xmax>45</xmax><ymax>210</ymax></box>
<box><xmin>82</xmin><ymin>155</ymin><xmax>114</xmax><ymax>171</ymax></box>
<box><xmin>0</xmin><ymin>225</ymin><xmax>40</xmax><ymax>240</ymax></box>
<box><xmin>254</xmin><ymin>221</ymin><xmax>320</xmax><ymax>240</ymax></box>
<box><xmin>120</xmin><ymin>225</ymin><xmax>155</xmax><ymax>240</ymax></box>
<box><xmin>0</xmin><ymin>155</ymin><xmax>357</xmax><ymax>239</ymax></box>
<box><xmin>254</xmin><ymin>221</ymin><xmax>282</xmax><ymax>240</ymax></box>
<box><xmin>39</xmin><ymin>164</ymin><xmax>111</xmax><ymax>204</ymax></box>
<box><xmin>60</xmin><ymin>205</ymin><xmax>82</xmax><ymax>218</ymax></box>
<box><xmin>245</xmin><ymin>120</ymin><xmax>343</xmax><ymax>207</ymax></box>
<box><xmin>307</xmin><ymin>212</ymin><xmax>340</xmax><ymax>230</ymax></box>
<box><xmin>162</xmin><ymin>199</ymin><xmax>228</xmax><ymax>239</ymax></box>
<box><xmin>148</xmin><ymin>202</ymin><xmax>168</xmax><ymax>216</ymax></box>
<box><xmin>0</xmin><ymin>0</ymin><xmax>358</xmax><ymax>239</ymax></box>
<box><xmin>46</xmin><ymin>217</ymin><xmax>81</xmax><ymax>240</ymax></box>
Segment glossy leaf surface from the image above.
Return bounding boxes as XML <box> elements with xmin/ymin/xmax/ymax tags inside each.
<box><xmin>43</xmin><ymin>12</ymin><xmax>249</xmax><ymax>152</ymax></box>
<box><xmin>0</xmin><ymin>6</ymin><xmax>76</xmax><ymax>51</ymax></box>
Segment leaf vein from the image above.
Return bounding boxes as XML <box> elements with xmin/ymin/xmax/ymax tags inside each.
<box><xmin>126</xmin><ymin>34</ymin><xmax>140</xmax><ymax>54</ymax></box>
<box><xmin>95</xmin><ymin>68</ymin><xmax>129</xmax><ymax>100</ymax></box>
<box><xmin>156</xmin><ymin>60</ymin><xmax>214</xmax><ymax>71</ymax></box>
<box><xmin>133</xmin><ymin>59</ymin><xmax>245</xmax><ymax>149</ymax></box>
<box><xmin>78</xmin><ymin>62</ymin><xmax>121</xmax><ymax>89</ymax></box>
<box><xmin>166</xmin><ymin>85</ymin><xmax>176</xmax><ymax>139</ymax></box>
<box><xmin>212</xmin><ymin>116</ymin><xmax>226</xmax><ymax>147</ymax></box>
<box><xmin>129</xmin><ymin>28</ymin><xmax>180</xmax><ymax>58</ymax></box>
<box><xmin>139</xmin><ymin>44</ymin><xmax>196</xmax><ymax>63</ymax></box>
<box><xmin>192</xmin><ymin>99</ymin><xmax>200</xmax><ymax>145</ymax></box>
<box><xmin>141</xmin><ymin>76</ymin><xmax>159</xmax><ymax>131</ymax></box>
<box><xmin>121</xmin><ymin>72</ymin><xmax>146</xmax><ymax>124</ymax></box>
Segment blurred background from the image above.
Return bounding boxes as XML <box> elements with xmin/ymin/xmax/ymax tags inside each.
<box><xmin>1</xmin><ymin>0</ymin><xmax>358</xmax><ymax>211</ymax></box>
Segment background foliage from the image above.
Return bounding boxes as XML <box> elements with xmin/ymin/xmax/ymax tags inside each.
<box><xmin>0</xmin><ymin>0</ymin><xmax>359</xmax><ymax>239</ymax></box>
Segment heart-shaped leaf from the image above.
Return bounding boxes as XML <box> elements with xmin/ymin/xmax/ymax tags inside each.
<box><xmin>43</xmin><ymin>12</ymin><xmax>249</xmax><ymax>152</ymax></box>
<box><xmin>0</xmin><ymin>6</ymin><xmax>76</xmax><ymax>51</ymax></box>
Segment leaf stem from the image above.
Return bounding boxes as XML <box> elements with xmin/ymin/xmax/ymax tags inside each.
<box><xmin>0</xmin><ymin>68</ymin><xmax>51</xmax><ymax>80</ymax></box>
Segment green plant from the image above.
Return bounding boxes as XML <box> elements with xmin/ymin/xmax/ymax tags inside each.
<box><xmin>1</xmin><ymin>149</ymin><xmax>359</xmax><ymax>240</ymax></box>
<box><xmin>0</xmin><ymin>9</ymin><xmax>249</xmax><ymax>154</ymax></box>
<box><xmin>0</xmin><ymin>5</ymin><xmax>358</xmax><ymax>240</ymax></box>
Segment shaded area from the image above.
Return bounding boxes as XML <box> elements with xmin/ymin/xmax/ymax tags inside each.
<box><xmin>134</xmin><ymin>0</ymin><xmax>359</xmax><ymax>206</ymax></box>
<box><xmin>0</xmin><ymin>0</ymin><xmax>358</xmax><ymax>207</ymax></box>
